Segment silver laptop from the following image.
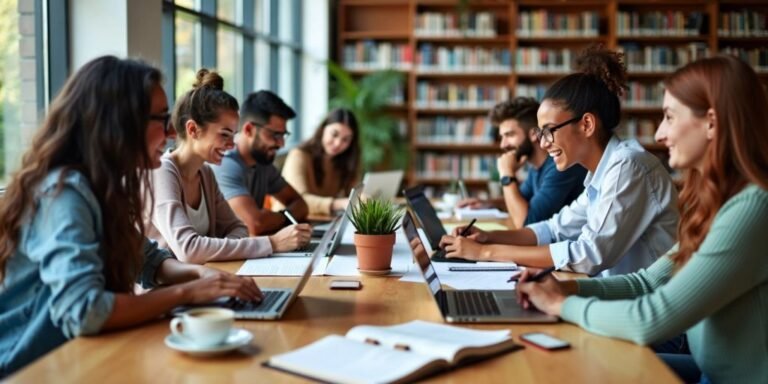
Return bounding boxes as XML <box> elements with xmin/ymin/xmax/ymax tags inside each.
<box><xmin>361</xmin><ymin>170</ymin><xmax>404</xmax><ymax>201</ymax></box>
<box><xmin>311</xmin><ymin>183</ymin><xmax>363</xmax><ymax>239</ymax></box>
<box><xmin>196</xmin><ymin>216</ymin><xmax>340</xmax><ymax>320</ymax></box>
<box><xmin>402</xmin><ymin>211</ymin><xmax>558</xmax><ymax>323</ymax></box>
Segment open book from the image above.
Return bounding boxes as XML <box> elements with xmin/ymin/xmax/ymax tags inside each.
<box><xmin>265</xmin><ymin>320</ymin><xmax>519</xmax><ymax>384</ymax></box>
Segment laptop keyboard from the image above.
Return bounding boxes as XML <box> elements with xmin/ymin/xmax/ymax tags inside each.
<box><xmin>294</xmin><ymin>242</ymin><xmax>319</xmax><ymax>253</ymax></box>
<box><xmin>430</xmin><ymin>248</ymin><xmax>475</xmax><ymax>263</ymax></box>
<box><xmin>452</xmin><ymin>291</ymin><xmax>502</xmax><ymax>316</ymax></box>
<box><xmin>226</xmin><ymin>290</ymin><xmax>285</xmax><ymax>311</ymax></box>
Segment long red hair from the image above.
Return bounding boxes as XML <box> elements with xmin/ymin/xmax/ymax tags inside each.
<box><xmin>664</xmin><ymin>55</ymin><xmax>768</xmax><ymax>266</ymax></box>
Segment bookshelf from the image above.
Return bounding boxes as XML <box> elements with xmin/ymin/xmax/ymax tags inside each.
<box><xmin>337</xmin><ymin>0</ymin><xmax>768</xmax><ymax>190</ymax></box>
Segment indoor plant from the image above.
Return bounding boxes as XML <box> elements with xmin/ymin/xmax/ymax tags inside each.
<box><xmin>347</xmin><ymin>198</ymin><xmax>404</xmax><ymax>274</ymax></box>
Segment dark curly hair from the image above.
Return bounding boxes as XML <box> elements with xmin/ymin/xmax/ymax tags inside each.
<box><xmin>488</xmin><ymin>97</ymin><xmax>540</xmax><ymax>132</ymax></box>
<box><xmin>543</xmin><ymin>45</ymin><xmax>628</xmax><ymax>145</ymax></box>
<box><xmin>172</xmin><ymin>68</ymin><xmax>239</xmax><ymax>140</ymax></box>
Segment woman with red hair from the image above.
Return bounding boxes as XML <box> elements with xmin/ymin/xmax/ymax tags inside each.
<box><xmin>516</xmin><ymin>55</ymin><xmax>768</xmax><ymax>383</ymax></box>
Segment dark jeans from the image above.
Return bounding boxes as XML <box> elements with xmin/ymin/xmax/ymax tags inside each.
<box><xmin>653</xmin><ymin>334</ymin><xmax>707</xmax><ymax>383</ymax></box>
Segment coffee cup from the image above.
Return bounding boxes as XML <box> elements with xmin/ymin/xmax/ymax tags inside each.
<box><xmin>170</xmin><ymin>307</ymin><xmax>234</xmax><ymax>347</ymax></box>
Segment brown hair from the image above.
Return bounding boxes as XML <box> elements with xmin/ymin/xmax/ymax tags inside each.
<box><xmin>0</xmin><ymin>56</ymin><xmax>161</xmax><ymax>291</ymax></box>
<box><xmin>488</xmin><ymin>97</ymin><xmax>540</xmax><ymax>132</ymax></box>
<box><xmin>172</xmin><ymin>68</ymin><xmax>239</xmax><ymax>140</ymax></box>
<box><xmin>299</xmin><ymin>108</ymin><xmax>360</xmax><ymax>191</ymax></box>
<box><xmin>665</xmin><ymin>55</ymin><xmax>768</xmax><ymax>266</ymax></box>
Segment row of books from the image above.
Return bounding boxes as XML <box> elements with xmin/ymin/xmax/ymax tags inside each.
<box><xmin>342</xmin><ymin>41</ymin><xmax>412</xmax><ymax>71</ymax></box>
<box><xmin>417</xmin><ymin>45</ymin><xmax>511</xmax><ymax>74</ymax></box>
<box><xmin>415</xmin><ymin>82</ymin><xmax>509</xmax><ymax>110</ymax></box>
<box><xmin>721</xmin><ymin>47</ymin><xmax>768</xmax><ymax>72</ymax></box>
<box><xmin>719</xmin><ymin>10</ymin><xmax>768</xmax><ymax>37</ymax></box>
<box><xmin>616</xmin><ymin>118</ymin><xmax>659</xmax><ymax>145</ymax></box>
<box><xmin>415</xmin><ymin>153</ymin><xmax>496</xmax><ymax>180</ymax></box>
<box><xmin>624</xmin><ymin>81</ymin><xmax>664</xmax><ymax>108</ymax></box>
<box><xmin>621</xmin><ymin>44</ymin><xmax>710</xmax><ymax>73</ymax></box>
<box><xmin>515</xmin><ymin>84</ymin><xmax>548</xmax><ymax>101</ymax></box>
<box><xmin>617</xmin><ymin>11</ymin><xmax>706</xmax><ymax>37</ymax></box>
<box><xmin>516</xmin><ymin>48</ymin><xmax>573</xmax><ymax>74</ymax></box>
<box><xmin>415</xmin><ymin>12</ymin><xmax>496</xmax><ymax>37</ymax></box>
<box><xmin>415</xmin><ymin>117</ymin><xmax>494</xmax><ymax>145</ymax></box>
<box><xmin>517</xmin><ymin>10</ymin><xmax>600</xmax><ymax>37</ymax></box>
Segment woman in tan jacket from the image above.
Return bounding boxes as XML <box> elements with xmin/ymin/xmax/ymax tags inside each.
<box><xmin>279</xmin><ymin>108</ymin><xmax>360</xmax><ymax>216</ymax></box>
<box><xmin>146</xmin><ymin>69</ymin><xmax>311</xmax><ymax>264</ymax></box>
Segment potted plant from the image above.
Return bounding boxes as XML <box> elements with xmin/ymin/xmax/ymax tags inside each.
<box><xmin>347</xmin><ymin>198</ymin><xmax>404</xmax><ymax>275</ymax></box>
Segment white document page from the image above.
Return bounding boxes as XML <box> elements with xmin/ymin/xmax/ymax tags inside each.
<box><xmin>236</xmin><ymin>257</ymin><xmax>328</xmax><ymax>276</ymax></box>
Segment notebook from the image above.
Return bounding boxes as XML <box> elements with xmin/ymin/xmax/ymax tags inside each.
<box><xmin>361</xmin><ymin>170</ymin><xmax>404</xmax><ymax>201</ymax></box>
<box><xmin>180</xmin><ymin>216</ymin><xmax>340</xmax><ymax>320</ymax></box>
<box><xmin>403</xmin><ymin>211</ymin><xmax>558</xmax><ymax>323</ymax></box>
<box><xmin>403</xmin><ymin>185</ymin><xmax>474</xmax><ymax>263</ymax></box>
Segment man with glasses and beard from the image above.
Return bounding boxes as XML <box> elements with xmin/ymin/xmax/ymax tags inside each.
<box><xmin>212</xmin><ymin>90</ymin><xmax>310</xmax><ymax>236</ymax></box>
<box><xmin>458</xmin><ymin>97</ymin><xmax>586</xmax><ymax>229</ymax></box>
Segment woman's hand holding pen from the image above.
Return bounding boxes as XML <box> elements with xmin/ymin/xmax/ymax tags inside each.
<box><xmin>440</xmin><ymin>236</ymin><xmax>486</xmax><ymax>261</ymax></box>
<box><xmin>515</xmin><ymin>268</ymin><xmax>567</xmax><ymax>316</ymax></box>
<box><xmin>443</xmin><ymin>226</ymin><xmax>488</xmax><ymax>244</ymax></box>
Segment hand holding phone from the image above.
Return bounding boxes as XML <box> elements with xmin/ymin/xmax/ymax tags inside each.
<box><xmin>329</xmin><ymin>279</ymin><xmax>362</xmax><ymax>290</ymax></box>
<box><xmin>520</xmin><ymin>332</ymin><xmax>570</xmax><ymax>351</ymax></box>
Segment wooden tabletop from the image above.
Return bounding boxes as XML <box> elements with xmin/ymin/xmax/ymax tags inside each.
<box><xmin>9</xmin><ymin>259</ymin><xmax>680</xmax><ymax>383</ymax></box>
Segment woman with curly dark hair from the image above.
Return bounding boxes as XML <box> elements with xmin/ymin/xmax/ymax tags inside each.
<box><xmin>441</xmin><ymin>46</ymin><xmax>679</xmax><ymax>277</ymax></box>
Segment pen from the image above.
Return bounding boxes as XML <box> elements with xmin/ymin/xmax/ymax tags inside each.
<box><xmin>458</xmin><ymin>218</ymin><xmax>477</xmax><ymax>237</ymax></box>
<box><xmin>283</xmin><ymin>210</ymin><xmax>299</xmax><ymax>225</ymax></box>
<box><xmin>449</xmin><ymin>266</ymin><xmax>518</xmax><ymax>272</ymax></box>
<box><xmin>507</xmin><ymin>266</ymin><xmax>556</xmax><ymax>283</ymax></box>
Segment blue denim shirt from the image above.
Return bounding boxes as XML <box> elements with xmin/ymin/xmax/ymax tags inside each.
<box><xmin>0</xmin><ymin>169</ymin><xmax>173</xmax><ymax>377</ymax></box>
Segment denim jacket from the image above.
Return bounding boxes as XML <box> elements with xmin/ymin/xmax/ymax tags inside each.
<box><xmin>0</xmin><ymin>169</ymin><xmax>173</xmax><ymax>377</ymax></box>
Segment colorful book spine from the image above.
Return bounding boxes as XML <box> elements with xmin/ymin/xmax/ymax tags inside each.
<box><xmin>417</xmin><ymin>45</ymin><xmax>511</xmax><ymax>73</ymax></box>
<box><xmin>621</xmin><ymin>43</ymin><xmax>709</xmax><ymax>72</ymax></box>
<box><xmin>721</xmin><ymin>47</ymin><xmax>768</xmax><ymax>72</ymax></box>
<box><xmin>517</xmin><ymin>10</ymin><xmax>600</xmax><ymax>37</ymax></box>
<box><xmin>624</xmin><ymin>81</ymin><xmax>664</xmax><ymax>108</ymax></box>
<box><xmin>415</xmin><ymin>82</ymin><xmax>509</xmax><ymax>109</ymax></box>
<box><xmin>416</xmin><ymin>153</ymin><xmax>496</xmax><ymax>180</ymax></box>
<box><xmin>718</xmin><ymin>10</ymin><xmax>768</xmax><ymax>37</ymax></box>
<box><xmin>617</xmin><ymin>11</ymin><xmax>705</xmax><ymax>37</ymax></box>
<box><xmin>617</xmin><ymin>117</ymin><xmax>659</xmax><ymax>145</ymax></box>
<box><xmin>515</xmin><ymin>47</ymin><xmax>573</xmax><ymax>73</ymax></box>
<box><xmin>415</xmin><ymin>12</ymin><xmax>497</xmax><ymax>38</ymax></box>
<box><xmin>343</xmin><ymin>41</ymin><xmax>412</xmax><ymax>70</ymax></box>
<box><xmin>415</xmin><ymin>117</ymin><xmax>494</xmax><ymax>145</ymax></box>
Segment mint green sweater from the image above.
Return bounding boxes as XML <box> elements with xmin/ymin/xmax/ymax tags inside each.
<box><xmin>561</xmin><ymin>185</ymin><xmax>768</xmax><ymax>383</ymax></box>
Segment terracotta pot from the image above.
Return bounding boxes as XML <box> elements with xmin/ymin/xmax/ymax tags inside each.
<box><xmin>354</xmin><ymin>233</ymin><xmax>396</xmax><ymax>272</ymax></box>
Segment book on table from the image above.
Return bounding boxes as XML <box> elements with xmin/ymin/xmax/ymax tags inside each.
<box><xmin>264</xmin><ymin>320</ymin><xmax>520</xmax><ymax>384</ymax></box>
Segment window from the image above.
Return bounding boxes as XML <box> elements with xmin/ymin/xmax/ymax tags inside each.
<box><xmin>162</xmin><ymin>0</ymin><xmax>306</xmax><ymax>143</ymax></box>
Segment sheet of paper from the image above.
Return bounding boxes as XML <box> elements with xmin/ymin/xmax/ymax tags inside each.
<box><xmin>236</xmin><ymin>257</ymin><xmax>328</xmax><ymax>276</ymax></box>
<box><xmin>400</xmin><ymin>262</ymin><xmax>518</xmax><ymax>290</ymax></box>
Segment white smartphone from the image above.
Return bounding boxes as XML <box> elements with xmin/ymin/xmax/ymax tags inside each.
<box><xmin>520</xmin><ymin>332</ymin><xmax>570</xmax><ymax>351</ymax></box>
<box><xmin>329</xmin><ymin>279</ymin><xmax>362</xmax><ymax>290</ymax></box>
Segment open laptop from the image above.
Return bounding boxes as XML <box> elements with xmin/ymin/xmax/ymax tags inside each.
<box><xmin>403</xmin><ymin>185</ymin><xmax>473</xmax><ymax>263</ymax></box>
<box><xmin>403</xmin><ymin>211</ymin><xmax>558</xmax><ymax>323</ymax></box>
<box><xmin>193</xmin><ymin>216</ymin><xmax>341</xmax><ymax>320</ymax></box>
<box><xmin>361</xmin><ymin>170</ymin><xmax>404</xmax><ymax>201</ymax></box>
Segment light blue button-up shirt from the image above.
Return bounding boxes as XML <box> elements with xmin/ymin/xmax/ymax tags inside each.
<box><xmin>0</xmin><ymin>169</ymin><xmax>173</xmax><ymax>377</ymax></box>
<box><xmin>528</xmin><ymin>136</ymin><xmax>679</xmax><ymax>276</ymax></box>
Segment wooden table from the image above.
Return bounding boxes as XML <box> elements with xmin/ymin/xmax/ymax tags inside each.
<box><xmin>9</xmin><ymin>260</ymin><xmax>680</xmax><ymax>383</ymax></box>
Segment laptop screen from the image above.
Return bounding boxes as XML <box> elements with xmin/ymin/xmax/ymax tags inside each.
<box><xmin>362</xmin><ymin>170</ymin><xmax>404</xmax><ymax>200</ymax></box>
<box><xmin>402</xmin><ymin>212</ymin><xmax>443</xmax><ymax>297</ymax></box>
<box><xmin>403</xmin><ymin>186</ymin><xmax>446</xmax><ymax>250</ymax></box>
<box><xmin>327</xmin><ymin>183</ymin><xmax>363</xmax><ymax>255</ymax></box>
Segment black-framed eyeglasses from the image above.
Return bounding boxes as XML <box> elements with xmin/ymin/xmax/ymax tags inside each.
<box><xmin>150</xmin><ymin>113</ymin><xmax>172</xmax><ymax>136</ymax></box>
<box><xmin>252</xmin><ymin>121</ymin><xmax>290</xmax><ymax>141</ymax></box>
<box><xmin>534</xmin><ymin>115</ymin><xmax>582</xmax><ymax>144</ymax></box>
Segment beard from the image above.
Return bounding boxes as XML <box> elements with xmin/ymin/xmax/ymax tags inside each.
<box><xmin>249</xmin><ymin>137</ymin><xmax>279</xmax><ymax>165</ymax></box>
<box><xmin>503</xmin><ymin>137</ymin><xmax>534</xmax><ymax>160</ymax></box>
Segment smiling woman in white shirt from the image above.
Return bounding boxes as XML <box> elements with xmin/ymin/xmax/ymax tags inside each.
<box><xmin>440</xmin><ymin>46</ymin><xmax>679</xmax><ymax>276</ymax></box>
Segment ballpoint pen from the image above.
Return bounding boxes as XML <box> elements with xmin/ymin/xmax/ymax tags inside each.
<box><xmin>507</xmin><ymin>266</ymin><xmax>556</xmax><ymax>283</ymax></box>
<box><xmin>283</xmin><ymin>210</ymin><xmax>299</xmax><ymax>225</ymax></box>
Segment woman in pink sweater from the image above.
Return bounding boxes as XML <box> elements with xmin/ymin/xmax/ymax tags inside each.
<box><xmin>146</xmin><ymin>69</ymin><xmax>311</xmax><ymax>264</ymax></box>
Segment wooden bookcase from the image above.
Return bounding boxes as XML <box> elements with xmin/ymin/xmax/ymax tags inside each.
<box><xmin>337</xmin><ymin>0</ymin><xmax>768</xmax><ymax>190</ymax></box>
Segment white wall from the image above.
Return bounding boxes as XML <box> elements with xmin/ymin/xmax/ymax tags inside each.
<box><xmin>69</xmin><ymin>0</ymin><xmax>162</xmax><ymax>71</ymax></box>
<box><xmin>300</xmin><ymin>0</ymin><xmax>329</xmax><ymax>141</ymax></box>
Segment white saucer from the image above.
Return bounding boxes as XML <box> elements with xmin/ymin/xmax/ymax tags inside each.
<box><xmin>165</xmin><ymin>328</ymin><xmax>253</xmax><ymax>356</ymax></box>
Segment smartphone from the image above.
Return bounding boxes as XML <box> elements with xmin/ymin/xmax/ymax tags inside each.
<box><xmin>519</xmin><ymin>332</ymin><xmax>570</xmax><ymax>351</ymax></box>
<box><xmin>329</xmin><ymin>279</ymin><xmax>362</xmax><ymax>290</ymax></box>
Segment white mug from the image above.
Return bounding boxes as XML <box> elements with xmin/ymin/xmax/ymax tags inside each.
<box><xmin>170</xmin><ymin>307</ymin><xmax>234</xmax><ymax>347</ymax></box>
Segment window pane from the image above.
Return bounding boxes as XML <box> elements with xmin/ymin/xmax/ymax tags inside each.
<box><xmin>278</xmin><ymin>45</ymin><xmax>295</xmax><ymax>131</ymax></box>
<box><xmin>175</xmin><ymin>0</ymin><xmax>196</xmax><ymax>10</ymax></box>
<box><xmin>217</xmin><ymin>0</ymin><xmax>240</xmax><ymax>24</ymax></box>
<box><xmin>1</xmin><ymin>0</ymin><xmax>23</xmax><ymax>183</ymax></box>
<box><xmin>278</xmin><ymin>0</ymin><xmax>293</xmax><ymax>42</ymax></box>
<box><xmin>217</xmin><ymin>27</ymin><xmax>243</xmax><ymax>100</ymax></box>
<box><xmin>255</xmin><ymin>0</ymin><xmax>269</xmax><ymax>34</ymax></box>
<box><xmin>175</xmin><ymin>13</ymin><xmax>200</xmax><ymax>99</ymax></box>
<box><xmin>254</xmin><ymin>39</ymin><xmax>270</xmax><ymax>91</ymax></box>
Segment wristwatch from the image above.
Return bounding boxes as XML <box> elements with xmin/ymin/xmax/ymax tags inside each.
<box><xmin>500</xmin><ymin>175</ymin><xmax>518</xmax><ymax>187</ymax></box>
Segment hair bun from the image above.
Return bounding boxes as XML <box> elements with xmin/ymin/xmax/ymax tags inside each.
<box><xmin>192</xmin><ymin>68</ymin><xmax>224</xmax><ymax>91</ymax></box>
<box><xmin>575</xmin><ymin>45</ymin><xmax>628</xmax><ymax>97</ymax></box>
